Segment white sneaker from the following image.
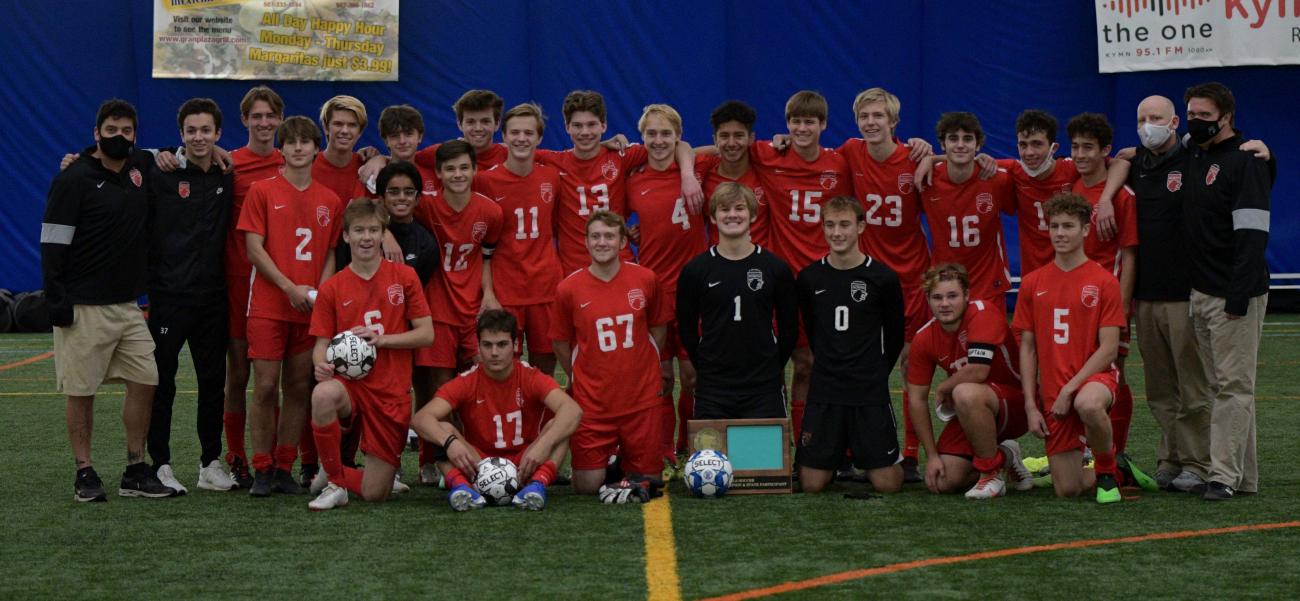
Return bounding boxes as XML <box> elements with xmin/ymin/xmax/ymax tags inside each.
<box><xmin>197</xmin><ymin>460</ymin><xmax>235</xmax><ymax>491</ymax></box>
<box><xmin>156</xmin><ymin>464</ymin><xmax>188</xmax><ymax>495</ymax></box>
<box><xmin>419</xmin><ymin>463</ymin><xmax>444</xmax><ymax>488</ymax></box>
<box><xmin>308</xmin><ymin>483</ymin><xmax>349</xmax><ymax>511</ymax></box>
<box><xmin>999</xmin><ymin>440</ymin><xmax>1034</xmax><ymax>492</ymax></box>
<box><xmin>309</xmin><ymin>468</ymin><xmax>330</xmax><ymax>494</ymax></box>
<box><xmin>391</xmin><ymin>473</ymin><xmax>410</xmax><ymax>494</ymax></box>
<box><xmin>964</xmin><ymin>473</ymin><xmax>1006</xmax><ymax>499</ymax></box>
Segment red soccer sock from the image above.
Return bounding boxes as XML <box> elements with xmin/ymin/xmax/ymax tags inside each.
<box><xmin>1093</xmin><ymin>445</ymin><xmax>1118</xmax><ymax>479</ymax></box>
<box><xmin>418</xmin><ymin>439</ymin><xmax>435</xmax><ymax>467</ymax></box>
<box><xmin>659</xmin><ymin>394</ymin><xmax>676</xmax><ymax>461</ymax></box>
<box><xmin>251</xmin><ymin>452</ymin><xmax>274</xmax><ymax>473</ymax></box>
<box><xmin>445</xmin><ymin>467</ymin><xmax>471</xmax><ymax>490</ymax></box>
<box><xmin>972</xmin><ymin>448</ymin><xmax>1007</xmax><ymax>474</ymax></box>
<box><xmin>901</xmin><ymin>388</ymin><xmax>919</xmax><ymax>460</ymax></box>
<box><xmin>312</xmin><ymin>420</ymin><xmax>344</xmax><ymax>479</ymax></box>
<box><xmin>299</xmin><ymin>420</ymin><xmax>318</xmax><ymax>465</ymax></box>
<box><xmin>676</xmin><ymin>389</ymin><xmax>694</xmax><ymax>454</ymax></box>
<box><xmin>791</xmin><ymin>399</ymin><xmax>806</xmax><ymax>442</ymax></box>
<box><xmin>273</xmin><ymin>444</ymin><xmax>297</xmax><ymax>472</ymax></box>
<box><xmin>531</xmin><ymin>460</ymin><xmax>557</xmax><ymax>487</ymax></box>
<box><xmin>223</xmin><ymin>411</ymin><xmax>247</xmax><ymax>464</ymax></box>
<box><xmin>1110</xmin><ymin>384</ymin><xmax>1134</xmax><ymax>454</ymax></box>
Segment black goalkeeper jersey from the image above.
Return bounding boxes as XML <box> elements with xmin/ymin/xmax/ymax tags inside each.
<box><xmin>796</xmin><ymin>255</ymin><xmax>904</xmax><ymax>406</ymax></box>
<box><xmin>676</xmin><ymin>244</ymin><xmax>798</xmax><ymax>396</ymax></box>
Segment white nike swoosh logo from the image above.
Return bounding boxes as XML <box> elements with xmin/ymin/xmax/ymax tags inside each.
<box><xmin>343</xmin><ymin>300</ymin><xmax>353</xmax><ymax>306</ymax></box>
<box><xmin>1036</xmin><ymin>291</ymin><xmax>1048</xmax><ymax>296</ymax></box>
<box><xmin>580</xmin><ymin>301</ymin><xmax>592</xmax><ymax>308</ymax></box>
<box><xmin>708</xmin><ymin>281</ymin><xmax>721</xmax><ymax>288</ymax></box>
<box><xmin>814</xmin><ymin>289</ymin><xmax>826</xmax><ymax>295</ymax></box>
<box><xmin>493</xmin><ymin>196</ymin><xmax>505</xmax><ymax>201</ymax></box>
<box><xmin>97</xmin><ymin>181</ymin><xmax>105</xmax><ymax>189</ymax></box>
<box><xmin>274</xmin><ymin>204</ymin><xmax>286</xmax><ymax>210</ymax></box>
<box><xmin>640</xmin><ymin>189</ymin><xmax>650</xmax><ymax>195</ymax></box>
<box><xmin>774</xmin><ymin>169</ymin><xmax>786</xmax><ymax>174</ymax></box>
<box><xmin>216</xmin><ymin>187</ymin><xmax>224</xmax><ymax>194</ymax></box>
<box><xmin>887</xmin><ymin>448</ymin><xmax>897</xmax><ymax>455</ymax></box>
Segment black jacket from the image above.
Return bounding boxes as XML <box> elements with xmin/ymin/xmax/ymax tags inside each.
<box><xmin>1128</xmin><ymin>138</ymin><xmax>1193</xmax><ymax>302</ymax></box>
<box><xmin>147</xmin><ymin>160</ymin><xmax>233</xmax><ymax>305</ymax></box>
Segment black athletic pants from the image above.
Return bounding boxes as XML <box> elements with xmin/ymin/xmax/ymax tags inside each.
<box><xmin>147</xmin><ymin>298</ymin><xmax>227</xmax><ymax>467</ymax></box>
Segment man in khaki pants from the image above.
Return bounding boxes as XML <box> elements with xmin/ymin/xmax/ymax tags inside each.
<box><xmin>42</xmin><ymin>99</ymin><xmax>175</xmax><ymax>502</ymax></box>
<box><xmin>1182</xmin><ymin>82</ymin><xmax>1274</xmax><ymax>501</ymax></box>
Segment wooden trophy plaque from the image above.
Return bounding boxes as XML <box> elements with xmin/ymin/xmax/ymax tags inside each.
<box><xmin>687</xmin><ymin>418</ymin><xmax>792</xmax><ymax>494</ymax></box>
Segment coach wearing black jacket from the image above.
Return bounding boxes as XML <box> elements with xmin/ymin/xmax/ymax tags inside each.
<box><xmin>145</xmin><ymin>98</ymin><xmax>237</xmax><ymax>494</ymax></box>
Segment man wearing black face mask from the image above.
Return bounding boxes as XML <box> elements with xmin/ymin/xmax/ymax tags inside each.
<box><xmin>42</xmin><ymin>98</ymin><xmax>175</xmax><ymax>502</ymax></box>
<box><xmin>1182</xmin><ymin>82</ymin><xmax>1274</xmax><ymax>502</ymax></box>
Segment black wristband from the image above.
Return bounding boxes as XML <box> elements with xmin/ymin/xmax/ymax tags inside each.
<box><xmin>443</xmin><ymin>434</ymin><xmax>457</xmax><ymax>449</ymax></box>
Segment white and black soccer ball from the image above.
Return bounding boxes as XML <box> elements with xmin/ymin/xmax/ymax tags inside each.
<box><xmin>684</xmin><ymin>449</ymin><xmax>733</xmax><ymax>499</ymax></box>
<box><xmin>326</xmin><ymin>331</ymin><xmax>376</xmax><ymax>380</ymax></box>
<box><xmin>474</xmin><ymin>457</ymin><xmax>520</xmax><ymax>506</ymax></box>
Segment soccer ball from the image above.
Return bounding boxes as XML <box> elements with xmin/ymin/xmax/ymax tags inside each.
<box><xmin>474</xmin><ymin>457</ymin><xmax>520</xmax><ymax>506</ymax></box>
<box><xmin>326</xmin><ymin>331</ymin><xmax>376</xmax><ymax>380</ymax></box>
<box><xmin>683</xmin><ymin>449</ymin><xmax>733</xmax><ymax>499</ymax></box>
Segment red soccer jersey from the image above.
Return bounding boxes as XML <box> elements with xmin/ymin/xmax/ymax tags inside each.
<box><xmin>435</xmin><ymin>361</ymin><xmax>560</xmax><ymax>456</ymax></box>
<box><xmin>749</xmin><ymin>141</ymin><xmax>850</xmax><ymax>274</ymax></box>
<box><xmin>414</xmin><ymin>142</ymin><xmax>508</xmax><ymax>181</ymax></box>
<box><xmin>839</xmin><ymin>138</ymin><xmax>931</xmax><ymax>289</ymax></box>
<box><xmin>696</xmin><ymin>154</ymin><xmax>771</xmax><ymax>248</ymax></box>
<box><xmin>312</xmin><ymin>153</ymin><xmax>369</xmax><ymax>206</ymax></box>
<box><xmin>536</xmin><ymin>146</ymin><xmax>649</xmax><ymax>275</ymax></box>
<box><xmin>1073</xmin><ymin>178</ymin><xmax>1139</xmax><ymax>277</ymax></box>
<box><xmin>627</xmin><ymin>162</ymin><xmax>709</xmax><ymax>306</ymax></box>
<box><xmin>923</xmin><ymin>163</ymin><xmax>1015</xmax><ymax>302</ymax></box>
<box><xmin>998</xmin><ymin>158</ymin><xmax>1080</xmax><ymax>276</ymax></box>
<box><xmin>907</xmin><ymin>299</ymin><xmax>1021</xmax><ymax>389</ymax></box>
<box><xmin>1011</xmin><ymin>260</ymin><xmax>1125</xmax><ymax>405</ymax></box>
<box><xmin>476</xmin><ymin>163</ymin><xmax>564</xmax><ymax>305</ymax></box>
<box><xmin>237</xmin><ymin>176</ymin><xmax>343</xmax><ymax>323</ymax></box>
<box><xmin>228</xmin><ymin>147</ymin><xmax>284</xmax><ymax>277</ymax></box>
<box><xmin>310</xmin><ymin>260</ymin><xmax>430</xmax><ymax>400</ymax></box>
<box><xmin>548</xmin><ymin>264</ymin><xmax>670</xmax><ymax>418</ymax></box>
<box><xmin>424</xmin><ymin>191</ymin><xmax>503</xmax><ymax>326</ymax></box>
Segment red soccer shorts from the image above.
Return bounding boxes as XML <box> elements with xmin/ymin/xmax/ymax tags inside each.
<box><xmin>341</xmin><ymin>378</ymin><xmax>408</xmax><ymax>468</ymax></box>
<box><xmin>1043</xmin><ymin>369</ymin><xmax>1119</xmax><ymax>456</ymax></box>
<box><xmin>503</xmin><ymin>303</ymin><xmax>554</xmax><ymax>356</ymax></box>
<box><xmin>936</xmin><ymin>382</ymin><xmax>1029</xmax><ymax>457</ymax></box>
<box><xmin>421</xmin><ymin>321</ymin><xmax>479</xmax><ymax>368</ymax></box>
<box><xmin>246</xmin><ymin>316</ymin><xmax>313</xmax><ymax>361</ymax></box>
<box><xmin>227</xmin><ymin>274</ymin><xmax>251</xmax><ymax>340</ymax></box>
<box><xmin>569</xmin><ymin>403</ymin><xmax>665</xmax><ymax>475</ymax></box>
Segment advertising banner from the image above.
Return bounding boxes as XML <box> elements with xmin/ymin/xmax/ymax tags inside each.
<box><xmin>1096</xmin><ymin>0</ymin><xmax>1300</xmax><ymax>72</ymax></box>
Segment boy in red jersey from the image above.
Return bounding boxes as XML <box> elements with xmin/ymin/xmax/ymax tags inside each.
<box><xmin>223</xmin><ymin>86</ymin><xmax>286</xmax><ymax>487</ymax></box>
<box><xmin>237</xmin><ymin>116</ymin><xmax>342</xmax><ymax>496</ymax></box>
<box><xmin>997</xmin><ymin>110</ymin><xmax>1080</xmax><ymax>276</ymax></box>
<box><xmin>413</xmin><ymin>89</ymin><xmax>510</xmax><ymax>174</ymax></box>
<box><xmin>694</xmin><ymin>101</ymin><xmax>772</xmax><ymax>247</ymax></box>
<box><xmin>416</xmin><ymin>140</ymin><xmax>503</xmax><ymax>480</ymax></box>
<box><xmin>305</xmin><ymin>199</ymin><xmax>434</xmax><ymax>510</ymax></box>
<box><xmin>922</xmin><ymin>112</ymin><xmax>1015</xmax><ymax>306</ymax></box>
<box><xmin>476</xmin><ymin>103</ymin><xmax>564</xmax><ymax>379</ymax></box>
<box><xmin>627</xmin><ymin>104</ymin><xmax>710</xmax><ymax>469</ymax></box>
<box><xmin>906</xmin><ymin>263</ymin><xmax>1033</xmax><ymax>499</ymax></box>
<box><xmin>549</xmin><ymin>211</ymin><xmax>671</xmax><ymax>500</ymax></box>
<box><xmin>1067</xmin><ymin>113</ymin><xmax>1142</xmax><ymax>457</ymax></box>
<box><xmin>412</xmin><ymin>310</ymin><xmax>582</xmax><ymax>511</ymax></box>
<box><xmin>313</xmin><ymin>95</ymin><xmax>371</xmax><ymax>203</ymax></box>
<box><xmin>1013</xmin><ymin>194</ymin><xmax>1147</xmax><ymax>504</ymax></box>
<box><xmin>535</xmin><ymin>90</ymin><xmax>702</xmax><ymax>275</ymax></box>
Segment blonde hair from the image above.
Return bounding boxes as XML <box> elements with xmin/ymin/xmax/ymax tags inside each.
<box><xmin>851</xmin><ymin>87</ymin><xmax>901</xmax><ymax>128</ymax></box>
<box><xmin>638</xmin><ymin>103</ymin><xmax>682</xmax><ymax>136</ymax></box>
<box><xmin>319</xmin><ymin>95</ymin><xmax>368</xmax><ymax>131</ymax></box>
<box><xmin>708</xmin><ymin>182</ymin><xmax>758</xmax><ymax>218</ymax></box>
<box><xmin>502</xmin><ymin>102</ymin><xmax>547</xmax><ymax>137</ymax></box>
<box><xmin>921</xmin><ymin>263</ymin><xmax>970</xmax><ymax>294</ymax></box>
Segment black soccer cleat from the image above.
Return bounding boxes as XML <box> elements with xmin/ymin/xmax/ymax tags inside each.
<box><xmin>249</xmin><ymin>469</ymin><xmax>274</xmax><ymax>497</ymax></box>
<box><xmin>119</xmin><ymin>463</ymin><xmax>178</xmax><ymax>498</ymax></box>
<box><xmin>229</xmin><ymin>456</ymin><xmax>254</xmax><ymax>490</ymax></box>
<box><xmin>271</xmin><ymin>468</ymin><xmax>306</xmax><ymax>495</ymax></box>
<box><xmin>1203</xmin><ymin>481</ymin><xmax>1235</xmax><ymax>501</ymax></box>
<box><xmin>299</xmin><ymin>463</ymin><xmax>319</xmax><ymax>490</ymax></box>
<box><xmin>901</xmin><ymin>456</ymin><xmax>923</xmax><ymax>484</ymax></box>
<box><xmin>74</xmin><ymin>467</ymin><xmax>108</xmax><ymax>503</ymax></box>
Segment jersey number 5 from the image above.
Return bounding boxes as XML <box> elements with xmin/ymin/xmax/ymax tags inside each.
<box><xmin>1053</xmin><ymin>308</ymin><xmax>1069</xmax><ymax>344</ymax></box>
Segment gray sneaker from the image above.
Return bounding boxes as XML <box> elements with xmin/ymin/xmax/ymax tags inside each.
<box><xmin>1170</xmin><ymin>470</ymin><xmax>1206</xmax><ymax>493</ymax></box>
<box><xmin>1154</xmin><ymin>468</ymin><xmax>1179</xmax><ymax>490</ymax></box>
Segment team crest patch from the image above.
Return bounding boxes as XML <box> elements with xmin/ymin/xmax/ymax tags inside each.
<box><xmin>129</xmin><ymin>168</ymin><xmax>143</xmax><ymax>188</ymax></box>
<box><xmin>801</xmin><ymin>431</ymin><xmax>813</xmax><ymax>447</ymax></box>
<box><xmin>424</xmin><ymin>179</ymin><xmax>437</xmax><ymax>193</ymax></box>
<box><xmin>316</xmin><ymin>205</ymin><xmax>331</xmax><ymax>227</ymax></box>
<box><xmin>897</xmin><ymin>173</ymin><xmax>914</xmax><ymax>195</ymax></box>
<box><xmin>387</xmin><ymin>283</ymin><xmax>404</xmax><ymax>306</ymax></box>
<box><xmin>819</xmin><ymin>170</ymin><xmax>839</xmax><ymax>191</ymax></box>
<box><xmin>1206</xmin><ymin>164</ymin><xmax>1220</xmax><ymax>186</ymax></box>
<box><xmin>958</xmin><ymin>330</ymin><xmax>969</xmax><ymax>347</ymax></box>
<box><xmin>975</xmin><ymin>192</ymin><xmax>994</xmax><ymax>214</ymax></box>
<box><xmin>1167</xmin><ymin>171</ymin><xmax>1183</xmax><ymax>192</ymax></box>
<box><xmin>471</xmin><ymin>221</ymin><xmax>488</xmax><ymax>242</ymax></box>
<box><xmin>627</xmin><ymin>288</ymin><xmax>647</xmax><ymax>311</ymax></box>
<box><xmin>754</xmin><ymin>187</ymin><xmax>766</xmax><ymax>204</ymax></box>
<box><xmin>1081</xmin><ymin>284</ymin><xmax>1100</xmax><ymax>308</ymax></box>
<box><xmin>601</xmin><ymin>159</ymin><xmax>619</xmax><ymax>182</ymax></box>
<box><xmin>747</xmin><ymin>268</ymin><xmax>765</xmax><ymax>291</ymax></box>
<box><xmin>178</xmin><ymin>181</ymin><xmax>190</xmax><ymax>199</ymax></box>
<box><xmin>540</xmin><ymin>182</ymin><xmax>553</xmax><ymax>204</ymax></box>
<box><xmin>850</xmin><ymin>280</ymin><xmax>868</xmax><ymax>303</ymax></box>
<box><xmin>516</xmin><ymin>388</ymin><xmax>525</xmax><ymax>408</ymax></box>
<box><xmin>1060</xmin><ymin>183</ymin><xmax>1072</xmax><ymax>193</ymax></box>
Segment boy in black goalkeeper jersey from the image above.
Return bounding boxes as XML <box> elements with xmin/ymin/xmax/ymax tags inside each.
<box><xmin>676</xmin><ymin>182</ymin><xmax>798</xmax><ymax>420</ymax></box>
<box><xmin>795</xmin><ymin>196</ymin><xmax>905</xmax><ymax>493</ymax></box>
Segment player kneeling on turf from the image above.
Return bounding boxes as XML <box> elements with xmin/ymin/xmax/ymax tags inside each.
<box><xmin>905</xmin><ymin>263</ymin><xmax>1033</xmax><ymax>499</ymax></box>
<box><xmin>306</xmin><ymin>199</ymin><xmax>434</xmax><ymax>510</ymax></box>
<box><xmin>412</xmin><ymin>310</ymin><xmax>582</xmax><ymax>511</ymax></box>
<box><xmin>794</xmin><ymin>196</ymin><xmax>905</xmax><ymax>493</ymax></box>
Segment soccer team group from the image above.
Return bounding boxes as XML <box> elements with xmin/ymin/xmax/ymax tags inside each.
<box><xmin>44</xmin><ymin>80</ymin><xmax>1273</xmax><ymax>510</ymax></box>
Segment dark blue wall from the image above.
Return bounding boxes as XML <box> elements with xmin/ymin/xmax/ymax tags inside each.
<box><xmin>2</xmin><ymin>0</ymin><xmax>1294</xmax><ymax>291</ymax></box>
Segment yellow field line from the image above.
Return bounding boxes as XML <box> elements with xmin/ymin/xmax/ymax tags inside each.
<box><xmin>643</xmin><ymin>496</ymin><xmax>682</xmax><ymax>601</ymax></box>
